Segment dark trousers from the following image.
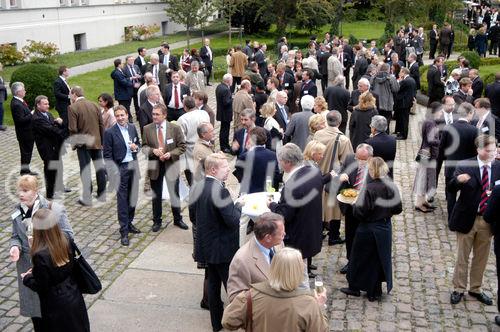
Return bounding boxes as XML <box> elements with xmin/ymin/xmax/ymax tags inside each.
<box><xmin>344</xmin><ymin>68</ymin><xmax>351</xmax><ymax>90</ymax></box>
<box><xmin>132</xmin><ymin>88</ymin><xmax>140</xmax><ymax>119</ymax></box>
<box><xmin>430</xmin><ymin>41</ymin><xmax>437</xmax><ymax>59</ymax></box>
<box><xmin>345</xmin><ymin>209</ymin><xmax>361</xmax><ymax>260</ymax></box>
<box><xmin>32</xmin><ymin>317</ymin><xmax>47</xmax><ymax>332</ymax></box>
<box><xmin>219</xmin><ymin>121</ymin><xmax>231</xmax><ymax>150</ymax></box>
<box><xmin>167</xmin><ymin>107</ymin><xmax>184</xmax><ymax>122</ymax></box>
<box><xmin>150</xmin><ymin>163</ymin><xmax>182</xmax><ymax>225</ymax></box>
<box><xmin>329</xmin><ymin>219</ymin><xmax>341</xmax><ymax>239</ymax></box>
<box><xmin>445</xmin><ymin>174</ymin><xmax>457</xmax><ymax>221</ymax></box>
<box><xmin>205</xmin><ymin>65</ymin><xmax>213</xmax><ymax>85</ymax></box>
<box><xmin>320</xmin><ymin>76</ymin><xmax>328</xmax><ymax>93</ymax></box>
<box><xmin>378</xmin><ymin>109</ymin><xmax>392</xmax><ymax>134</ymax></box>
<box><xmin>207</xmin><ymin>263</ymin><xmax>229</xmax><ymax>332</ymax></box>
<box><xmin>440</xmin><ymin>43</ymin><xmax>450</xmax><ymax>59</ymax></box>
<box><xmin>76</xmin><ymin>147</ymin><xmax>106</xmax><ymax>204</ymax></box>
<box><xmin>490</xmin><ymin>41</ymin><xmax>499</xmax><ymax>55</ymax></box>
<box><xmin>17</xmin><ymin>133</ymin><xmax>34</xmax><ymax>173</ymax></box>
<box><xmin>118</xmin><ymin>99</ymin><xmax>133</xmax><ymax>122</ymax></box>
<box><xmin>0</xmin><ymin>101</ymin><xmax>4</xmax><ymax>126</ymax></box>
<box><xmin>494</xmin><ymin>237</ymin><xmax>500</xmax><ymax>312</ymax></box>
<box><xmin>116</xmin><ymin>162</ymin><xmax>139</xmax><ymax>236</ymax></box>
<box><xmin>395</xmin><ymin>107</ymin><xmax>410</xmax><ymax>138</ymax></box>
<box><xmin>42</xmin><ymin>157</ymin><xmax>63</xmax><ymax>199</ymax></box>
<box><xmin>231</xmin><ymin>77</ymin><xmax>242</xmax><ymax>93</ymax></box>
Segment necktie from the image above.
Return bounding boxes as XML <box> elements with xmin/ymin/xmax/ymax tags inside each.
<box><xmin>154</xmin><ymin>65</ymin><xmax>158</xmax><ymax>84</ymax></box>
<box><xmin>130</xmin><ymin>65</ymin><xmax>136</xmax><ymax>77</ymax></box>
<box><xmin>269</xmin><ymin>248</ymin><xmax>274</xmax><ymax>262</ymax></box>
<box><xmin>244</xmin><ymin>129</ymin><xmax>250</xmax><ymax>149</ymax></box>
<box><xmin>157</xmin><ymin>125</ymin><xmax>165</xmax><ymax>149</ymax></box>
<box><xmin>281</xmin><ymin>106</ymin><xmax>287</xmax><ymax>123</ymax></box>
<box><xmin>479</xmin><ymin>165</ymin><xmax>489</xmax><ymax>215</ymax></box>
<box><xmin>354</xmin><ymin>165</ymin><xmax>365</xmax><ymax>190</ymax></box>
<box><xmin>174</xmin><ymin>85</ymin><xmax>179</xmax><ymax>109</ymax></box>
<box><xmin>22</xmin><ymin>100</ymin><xmax>28</xmax><ymax>107</ymax></box>
<box><xmin>43</xmin><ymin>112</ymin><xmax>49</xmax><ymax>120</ymax></box>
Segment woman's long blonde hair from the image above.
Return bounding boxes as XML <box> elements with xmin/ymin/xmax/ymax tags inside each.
<box><xmin>31</xmin><ymin>209</ymin><xmax>70</xmax><ymax>267</ymax></box>
<box><xmin>268</xmin><ymin>248</ymin><xmax>305</xmax><ymax>292</ymax></box>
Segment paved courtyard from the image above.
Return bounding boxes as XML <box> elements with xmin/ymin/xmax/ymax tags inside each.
<box><xmin>0</xmin><ymin>84</ymin><xmax>499</xmax><ymax>331</ymax></box>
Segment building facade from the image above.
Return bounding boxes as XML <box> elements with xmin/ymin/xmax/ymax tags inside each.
<box><xmin>0</xmin><ymin>0</ymin><xmax>183</xmax><ymax>53</ymax></box>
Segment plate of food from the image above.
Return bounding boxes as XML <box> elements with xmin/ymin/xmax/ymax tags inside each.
<box><xmin>337</xmin><ymin>188</ymin><xmax>359</xmax><ymax>205</ymax></box>
<box><xmin>240</xmin><ymin>192</ymin><xmax>281</xmax><ymax>218</ymax></box>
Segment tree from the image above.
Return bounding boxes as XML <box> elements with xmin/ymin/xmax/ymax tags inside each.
<box><xmin>163</xmin><ymin>0</ymin><xmax>214</xmax><ymax>48</ymax></box>
<box><xmin>255</xmin><ymin>0</ymin><xmax>298</xmax><ymax>36</ymax></box>
<box><xmin>295</xmin><ymin>0</ymin><xmax>335</xmax><ymax>34</ymax></box>
<box><xmin>213</xmin><ymin>0</ymin><xmax>244</xmax><ymax>45</ymax></box>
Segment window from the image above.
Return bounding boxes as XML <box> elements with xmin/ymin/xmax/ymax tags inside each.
<box><xmin>80</xmin><ymin>0</ymin><xmax>88</xmax><ymax>5</ymax></box>
<box><xmin>60</xmin><ymin>0</ymin><xmax>67</xmax><ymax>6</ymax></box>
<box><xmin>9</xmin><ymin>0</ymin><xmax>17</xmax><ymax>8</ymax></box>
<box><xmin>70</xmin><ymin>0</ymin><xmax>77</xmax><ymax>5</ymax></box>
<box><xmin>74</xmin><ymin>33</ymin><xmax>86</xmax><ymax>51</ymax></box>
<box><xmin>161</xmin><ymin>21</ymin><xmax>168</xmax><ymax>36</ymax></box>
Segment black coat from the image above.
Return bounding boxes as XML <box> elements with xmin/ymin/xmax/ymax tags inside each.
<box><xmin>53</xmin><ymin>77</ymin><xmax>71</xmax><ymax>115</ymax></box>
<box><xmin>324</xmin><ymin>85</ymin><xmax>350</xmax><ymax>131</ymax></box>
<box><xmin>159</xmin><ymin>53</ymin><xmax>179</xmax><ymax>72</ymax></box>
<box><xmin>200</xmin><ymin>46</ymin><xmax>213</xmax><ymax>67</ymax></box>
<box><xmin>11</xmin><ymin>97</ymin><xmax>33</xmax><ymax>138</ymax></box>
<box><xmin>194</xmin><ymin>177</ymin><xmax>242</xmax><ymax>264</ymax></box>
<box><xmin>486</xmin><ymin>81</ymin><xmax>500</xmax><ymax>117</ymax></box>
<box><xmin>484</xmin><ymin>185</ymin><xmax>500</xmax><ymax>236</ymax></box>
<box><xmin>233</xmin><ymin>146</ymin><xmax>280</xmax><ymax>194</ymax></box>
<box><xmin>300</xmin><ymin>80</ymin><xmax>318</xmax><ymax>98</ymax></box>
<box><xmin>349</xmin><ymin>108</ymin><xmax>378</xmax><ymax>150</ymax></box>
<box><xmin>365</xmin><ymin>132</ymin><xmax>397</xmax><ymax>178</ymax></box>
<box><xmin>216</xmin><ymin>83</ymin><xmax>233</xmax><ymax>122</ymax></box>
<box><xmin>448</xmin><ymin>159</ymin><xmax>500</xmax><ymax>233</ymax></box>
<box><xmin>409</xmin><ymin>62</ymin><xmax>421</xmax><ymax>90</ymax></box>
<box><xmin>472</xmin><ymin>112</ymin><xmax>500</xmax><ymax>141</ymax></box>
<box><xmin>31</xmin><ymin>111</ymin><xmax>65</xmax><ymax>161</ymax></box>
<box><xmin>348</xmin><ymin>90</ymin><xmax>380</xmax><ymax>113</ymax></box>
<box><xmin>452</xmin><ymin>90</ymin><xmax>474</xmax><ymax>105</ymax></box>
<box><xmin>318</xmin><ymin>52</ymin><xmax>331</xmax><ymax>76</ymax></box>
<box><xmin>472</xmin><ymin>76</ymin><xmax>484</xmax><ymax>100</ymax></box>
<box><xmin>273</xmin><ymin>103</ymin><xmax>289</xmax><ymax>131</ymax></box>
<box><xmin>269</xmin><ymin>165</ymin><xmax>323</xmax><ymax>259</ymax></box>
<box><xmin>23</xmin><ymin>240</ymin><xmax>90</xmax><ymax>332</ymax></box>
<box><xmin>138</xmin><ymin>100</ymin><xmax>154</xmax><ymax>133</ymax></box>
<box><xmin>395</xmin><ymin>76</ymin><xmax>417</xmax><ymax>109</ymax></box>
<box><xmin>352</xmin><ymin>57</ymin><xmax>368</xmax><ymax>87</ymax></box>
<box><xmin>277</xmin><ymin>72</ymin><xmax>295</xmax><ymax>101</ymax></box>
<box><xmin>427</xmin><ymin>65</ymin><xmax>445</xmax><ymax>102</ymax></box>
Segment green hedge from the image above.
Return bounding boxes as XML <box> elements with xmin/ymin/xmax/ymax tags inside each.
<box><xmin>10</xmin><ymin>64</ymin><xmax>58</xmax><ymax>107</ymax></box>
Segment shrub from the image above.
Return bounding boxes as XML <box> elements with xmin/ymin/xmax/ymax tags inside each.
<box><xmin>460</xmin><ymin>51</ymin><xmax>481</xmax><ymax>69</ymax></box>
<box><xmin>10</xmin><ymin>64</ymin><xmax>58</xmax><ymax>108</ymax></box>
<box><xmin>0</xmin><ymin>43</ymin><xmax>24</xmax><ymax>66</ymax></box>
<box><xmin>22</xmin><ymin>40</ymin><xmax>59</xmax><ymax>64</ymax></box>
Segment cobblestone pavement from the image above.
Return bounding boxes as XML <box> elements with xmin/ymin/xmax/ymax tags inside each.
<box><xmin>1</xmin><ymin>83</ymin><xmax>500</xmax><ymax>331</ymax></box>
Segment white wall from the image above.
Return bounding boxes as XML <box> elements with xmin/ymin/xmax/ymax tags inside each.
<box><xmin>0</xmin><ymin>2</ymin><xmax>184</xmax><ymax>53</ymax></box>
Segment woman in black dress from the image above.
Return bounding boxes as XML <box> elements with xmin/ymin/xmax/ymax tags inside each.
<box><xmin>22</xmin><ymin>209</ymin><xmax>89</xmax><ymax>332</ymax></box>
<box><xmin>340</xmin><ymin>157</ymin><xmax>402</xmax><ymax>301</ymax></box>
<box><xmin>349</xmin><ymin>91</ymin><xmax>378</xmax><ymax>150</ymax></box>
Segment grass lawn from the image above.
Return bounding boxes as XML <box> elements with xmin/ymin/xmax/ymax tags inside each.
<box><xmin>479</xmin><ymin>64</ymin><xmax>500</xmax><ymax>78</ymax></box>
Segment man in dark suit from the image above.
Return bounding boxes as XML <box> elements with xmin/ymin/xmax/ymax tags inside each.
<box><xmin>473</xmin><ymin>98</ymin><xmax>500</xmax><ymax>142</ymax></box>
<box><xmin>427</xmin><ymin>57</ymin><xmax>446</xmax><ymax>106</ymax></box>
<box><xmin>366</xmin><ymin>115</ymin><xmax>397</xmax><ymax>178</ymax></box>
<box><xmin>159</xmin><ymin>43</ymin><xmax>179</xmax><ymax>83</ymax></box>
<box><xmin>300</xmin><ymin>69</ymin><xmax>317</xmax><ymax>99</ymax></box>
<box><xmin>448</xmin><ymin>135</ymin><xmax>500</xmax><ymax>305</ymax></box>
<box><xmin>138</xmin><ymin>85</ymin><xmax>161</xmax><ymax>135</ymax></box>
<box><xmin>53</xmin><ymin>65</ymin><xmax>71</xmax><ymax>132</ymax></box>
<box><xmin>233</xmin><ymin>127</ymin><xmax>280</xmax><ymax>194</ymax></box>
<box><xmin>123</xmin><ymin>55</ymin><xmax>142</xmax><ymax>120</ymax></box>
<box><xmin>439</xmin><ymin>23</ymin><xmax>453</xmax><ymax>58</ymax></box>
<box><xmin>338</xmin><ymin>44</ymin><xmax>353</xmax><ymax>90</ymax></box>
<box><xmin>347</xmin><ymin>78</ymin><xmax>379</xmax><ymax>113</ymax></box>
<box><xmin>200</xmin><ymin>38</ymin><xmax>213</xmax><ymax>86</ymax></box>
<box><xmin>394</xmin><ymin>67</ymin><xmax>417</xmax><ymax>140</ymax></box>
<box><xmin>231</xmin><ymin>108</ymin><xmax>257</xmax><ymax>157</ymax></box>
<box><xmin>318</xmin><ymin>44</ymin><xmax>332</xmax><ymax>92</ymax></box>
<box><xmin>194</xmin><ymin>153</ymin><xmax>242</xmax><ymax>332</ymax></box>
<box><xmin>32</xmin><ymin>95</ymin><xmax>65</xmax><ymax>199</ymax></box>
<box><xmin>135</xmin><ymin>47</ymin><xmax>147</xmax><ymax>70</ymax></box>
<box><xmin>438</xmin><ymin>102</ymin><xmax>478</xmax><ymax>220</ymax></box>
<box><xmin>164</xmin><ymin>71</ymin><xmax>190</xmax><ymax>122</ymax></box>
<box><xmin>141</xmin><ymin>53</ymin><xmax>168</xmax><ymax>94</ymax></box>
<box><xmin>324</xmin><ymin>75</ymin><xmax>350</xmax><ymax>134</ymax></box>
<box><xmin>352</xmin><ymin>48</ymin><xmax>369</xmax><ymax>89</ymax></box>
<box><xmin>111</xmin><ymin>58</ymin><xmax>134</xmax><ymax>121</ymax></box>
<box><xmin>216</xmin><ymin>74</ymin><xmax>233</xmax><ymax>153</ymax></box>
<box><xmin>142</xmin><ymin>104</ymin><xmax>187</xmax><ymax>232</ymax></box>
<box><xmin>103</xmin><ymin>105</ymin><xmax>141</xmax><ymax>246</ymax></box>
<box><xmin>11</xmin><ymin>82</ymin><xmax>36</xmax><ymax>175</ymax></box>
<box><xmin>407</xmin><ymin>53</ymin><xmax>421</xmax><ymax>90</ymax></box>
<box><xmin>429</xmin><ymin>24</ymin><xmax>438</xmax><ymax>59</ymax></box>
<box><xmin>486</xmin><ymin>73</ymin><xmax>500</xmax><ymax>117</ymax></box>
<box><xmin>470</xmin><ymin>69</ymin><xmax>484</xmax><ymax>101</ymax></box>
<box><xmin>273</xmin><ymin>91</ymin><xmax>289</xmax><ymax>131</ymax></box>
<box><xmin>269</xmin><ymin>143</ymin><xmax>324</xmax><ymax>278</ymax></box>
<box><xmin>453</xmin><ymin>78</ymin><xmax>474</xmax><ymax>105</ymax></box>
<box><xmin>69</xmin><ymin>86</ymin><xmax>107</xmax><ymax>206</ymax></box>
<box><xmin>276</xmin><ymin>62</ymin><xmax>295</xmax><ymax>104</ymax></box>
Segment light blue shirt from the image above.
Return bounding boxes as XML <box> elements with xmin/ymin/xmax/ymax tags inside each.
<box><xmin>118</xmin><ymin>124</ymin><xmax>133</xmax><ymax>163</ymax></box>
<box><xmin>254</xmin><ymin>236</ymin><xmax>272</xmax><ymax>265</ymax></box>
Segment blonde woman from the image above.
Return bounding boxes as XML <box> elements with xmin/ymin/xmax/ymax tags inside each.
<box><xmin>303</xmin><ymin>140</ymin><xmax>326</xmax><ymax>167</ymax></box>
<box><xmin>260</xmin><ymin>102</ymin><xmax>283</xmax><ymax>152</ymax></box>
<box><xmin>313</xmin><ymin>96</ymin><xmax>329</xmax><ymax>117</ymax></box>
<box><xmin>445</xmin><ymin>68</ymin><xmax>461</xmax><ymax>95</ymax></box>
<box><xmin>178</xmin><ymin>69</ymin><xmax>187</xmax><ymax>85</ymax></box>
<box><xmin>222</xmin><ymin>248</ymin><xmax>328</xmax><ymax>332</ymax></box>
<box><xmin>307</xmin><ymin>113</ymin><xmax>326</xmax><ymax>143</ymax></box>
<box><xmin>467</xmin><ymin>28</ymin><xmax>476</xmax><ymax>51</ymax></box>
<box><xmin>349</xmin><ymin>91</ymin><xmax>378</xmax><ymax>150</ymax></box>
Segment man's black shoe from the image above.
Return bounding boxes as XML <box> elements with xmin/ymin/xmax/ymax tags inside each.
<box><xmin>152</xmin><ymin>223</ymin><xmax>161</xmax><ymax>232</ymax></box>
<box><xmin>129</xmin><ymin>224</ymin><xmax>141</xmax><ymax>234</ymax></box>
<box><xmin>0</xmin><ymin>125</ymin><xmax>6</xmax><ymax>131</ymax></box>
<box><xmin>468</xmin><ymin>291</ymin><xmax>493</xmax><ymax>305</ymax></box>
<box><xmin>495</xmin><ymin>315</ymin><xmax>500</xmax><ymax>326</ymax></box>
<box><xmin>340</xmin><ymin>287</ymin><xmax>360</xmax><ymax>297</ymax></box>
<box><xmin>222</xmin><ymin>148</ymin><xmax>232</xmax><ymax>154</ymax></box>
<box><xmin>396</xmin><ymin>136</ymin><xmax>406</xmax><ymax>140</ymax></box>
<box><xmin>308</xmin><ymin>271</ymin><xmax>317</xmax><ymax>278</ymax></box>
<box><xmin>450</xmin><ymin>291</ymin><xmax>464</xmax><ymax>304</ymax></box>
<box><xmin>339</xmin><ymin>264</ymin><xmax>348</xmax><ymax>274</ymax></box>
<box><xmin>328</xmin><ymin>237</ymin><xmax>345</xmax><ymax>246</ymax></box>
<box><xmin>200</xmin><ymin>300</ymin><xmax>209</xmax><ymax>310</ymax></box>
<box><xmin>309</xmin><ymin>264</ymin><xmax>317</xmax><ymax>270</ymax></box>
<box><xmin>368</xmin><ymin>295</ymin><xmax>381</xmax><ymax>302</ymax></box>
<box><xmin>121</xmin><ymin>235</ymin><xmax>129</xmax><ymax>246</ymax></box>
<box><xmin>174</xmin><ymin>220</ymin><xmax>189</xmax><ymax>230</ymax></box>
<box><xmin>64</xmin><ymin>187</ymin><xmax>72</xmax><ymax>193</ymax></box>
<box><xmin>77</xmin><ymin>199</ymin><xmax>92</xmax><ymax>207</ymax></box>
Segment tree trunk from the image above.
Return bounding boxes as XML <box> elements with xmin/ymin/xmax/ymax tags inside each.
<box><xmin>187</xmin><ymin>25</ymin><xmax>191</xmax><ymax>49</ymax></box>
<box><xmin>228</xmin><ymin>20</ymin><xmax>232</xmax><ymax>45</ymax></box>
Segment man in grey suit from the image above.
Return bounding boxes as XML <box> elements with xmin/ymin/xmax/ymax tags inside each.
<box><xmin>284</xmin><ymin>95</ymin><xmax>315</xmax><ymax>151</ymax></box>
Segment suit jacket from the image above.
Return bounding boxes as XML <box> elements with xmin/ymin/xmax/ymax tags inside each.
<box><xmin>365</xmin><ymin>132</ymin><xmax>397</xmax><ymax>178</ymax></box>
<box><xmin>103</xmin><ymin>123</ymin><xmax>140</xmax><ymax>164</ymax></box>
<box><xmin>284</xmin><ymin>110</ymin><xmax>314</xmax><ymax>151</ymax></box>
<box><xmin>68</xmin><ymin>98</ymin><xmax>104</xmax><ymax>149</ymax></box>
<box><xmin>409</xmin><ymin>62</ymin><xmax>421</xmax><ymax>90</ymax></box>
<box><xmin>348</xmin><ymin>89</ymin><xmax>380</xmax><ymax>113</ymax></box>
<box><xmin>269</xmin><ymin>165</ymin><xmax>323</xmax><ymax>259</ymax></box>
<box><xmin>472</xmin><ymin>112</ymin><xmax>500</xmax><ymax>141</ymax></box>
<box><xmin>141</xmin><ymin>63</ymin><xmax>168</xmax><ymax>93</ymax></box>
<box><xmin>230</xmin><ymin>51</ymin><xmax>248</xmax><ymax>77</ymax></box>
<box><xmin>11</xmin><ymin>97</ymin><xmax>33</xmax><ymax>134</ymax></box>
<box><xmin>200</xmin><ymin>45</ymin><xmax>213</xmax><ymax>67</ymax></box>
<box><xmin>318</xmin><ymin>52</ymin><xmax>332</xmax><ymax>75</ymax></box>
<box><xmin>486</xmin><ymin>81</ymin><xmax>500</xmax><ymax>116</ymax></box>
<box><xmin>430</xmin><ymin>29</ymin><xmax>438</xmax><ymax>43</ymax></box>
<box><xmin>452</xmin><ymin>90</ymin><xmax>474</xmax><ymax>105</ymax></box>
<box><xmin>159</xmin><ymin>53</ymin><xmax>179</xmax><ymax>72</ymax></box>
<box><xmin>232</xmin><ymin>90</ymin><xmax>254</xmax><ymax>129</ymax></box>
<box><xmin>141</xmin><ymin>121</ymin><xmax>186</xmax><ymax>180</ymax></box>
<box><xmin>273</xmin><ymin>103</ymin><xmax>289</xmax><ymax>131</ymax></box>
<box><xmin>324</xmin><ymin>86</ymin><xmax>350</xmax><ymax>115</ymax></box>
<box><xmin>300</xmin><ymin>80</ymin><xmax>317</xmax><ymax>98</ymax></box>
<box><xmin>123</xmin><ymin>63</ymin><xmax>142</xmax><ymax>85</ymax></box>
<box><xmin>138</xmin><ymin>100</ymin><xmax>154</xmax><ymax>133</ymax></box>
<box><xmin>448</xmin><ymin>158</ymin><xmax>500</xmax><ymax>233</ymax></box>
<box><xmin>111</xmin><ymin>68</ymin><xmax>133</xmax><ymax>100</ymax></box>
<box><xmin>277</xmin><ymin>71</ymin><xmax>295</xmax><ymax>101</ymax></box>
<box><xmin>395</xmin><ymin>76</ymin><xmax>417</xmax><ymax>109</ymax></box>
<box><xmin>352</xmin><ymin>56</ymin><xmax>368</xmax><ymax>87</ymax></box>
<box><xmin>194</xmin><ymin>177</ymin><xmax>242</xmax><ymax>264</ymax></box>
<box><xmin>32</xmin><ymin>111</ymin><xmax>65</xmax><ymax>161</ymax></box>
<box><xmin>134</xmin><ymin>56</ymin><xmax>146</xmax><ymax>69</ymax></box>
<box><xmin>427</xmin><ymin>65</ymin><xmax>445</xmax><ymax>101</ymax></box>
<box><xmin>472</xmin><ymin>76</ymin><xmax>484</xmax><ymax>100</ymax></box>
<box><xmin>231</xmin><ymin>128</ymin><xmax>271</xmax><ymax>156</ymax></box>
<box><xmin>233</xmin><ymin>146</ymin><xmax>280</xmax><ymax>194</ymax></box>
<box><xmin>164</xmin><ymin>83</ymin><xmax>190</xmax><ymax>109</ymax></box>
<box><xmin>437</xmin><ymin>120</ymin><xmax>478</xmax><ymax>179</ymax></box>
<box><xmin>484</xmin><ymin>185</ymin><xmax>500</xmax><ymax>236</ymax></box>
<box><xmin>215</xmin><ymin>83</ymin><xmax>233</xmax><ymax>122</ymax></box>
<box><xmin>53</xmin><ymin>77</ymin><xmax>70</xmax><ymax>114</ymax></box>
<box><xmin>227</xmin><ymin>238</ymin><xmax>282</xmax><ymax>302</ymax></box>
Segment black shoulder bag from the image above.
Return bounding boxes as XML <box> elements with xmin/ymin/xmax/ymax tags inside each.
<box><xmin>324</xmin><ymin>133</ymin><xmax>342</xmax><ymax>194</ymax></box>
<box><xmin>71</xmin><ymin>240</ymin><xmax>102</xmax><ymax>294</ymax></box>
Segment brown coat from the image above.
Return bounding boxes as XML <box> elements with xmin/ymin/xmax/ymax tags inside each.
<box><xmin>68</xmin><ymin>97</ymin><xmax>104</xmax><ymax>149</ymax></box>
<box><xmin>192</xmin><ymin>139</ymin><xmax>215</xmax><ymax>179</ymax></box>
<box><xmin>222</xmin><ymin>281</ymin><xmax>328</xmax><ymax>332</ymax></box>
<box><xmin>142</xmin><ymin>121</ymin><xmax>186</xmax><ymax>180</ymax></box>
<box><xmin>232</xmin><ymin>90</ymin><xmax>254</xmax><ymax>130</ymax></box>
<box><xmin>227</xmin><ymin>238</ymin><xmax>283</xmax><ymax>302</ymax></box>
<box><xmin>313</xmin><ymin>126</ymin><xmax>353</xmax><ymax>221</ymax></box>
<box><xmin>230</xmin><ymin>51</ymin><xmax>248</xmax><ymax>77</ymax></box>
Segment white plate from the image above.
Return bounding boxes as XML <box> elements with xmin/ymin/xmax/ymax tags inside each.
<box><xmin>336</xmin><ymin>193</ymin><xmax>357</xmax><ymax>205</ymax></box>
<box><xmin>240</xmin><ymin>192</ymin><xmax>281</xmax><ymax>218</ymax></box>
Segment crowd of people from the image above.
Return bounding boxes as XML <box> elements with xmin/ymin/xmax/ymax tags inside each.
<box><xmin>3</xmin><ymin>21</ymin><xmax>500</xmax><ymax>331</ymax></box>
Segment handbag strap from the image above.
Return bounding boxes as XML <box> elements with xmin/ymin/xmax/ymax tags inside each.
<box><xmin>246</xmin><ymin>289</ymin><xmax>253</xmax><ymax>332</ymax></box>
<box><xmin>328</xmin><ymin>133</ymin><xmax>342</xmax><ymax>171</ymax></box>
<box><xmin>69</xmin><ymin>239</ymin><xmax>82</xmax><ymax>259</ymax></box>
